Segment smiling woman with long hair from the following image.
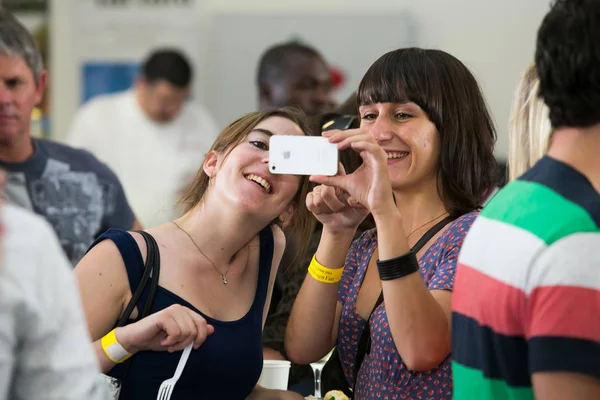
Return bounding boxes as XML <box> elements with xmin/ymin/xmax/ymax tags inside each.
<box><xmin>75</xmin><ymin>108</ymin><xmax>314</xmax><ymax>400</ymax></box>
<box><xmin>286</xmin><ymin>48</ymin><xmax>496</xmax><ymax>399</ymax></box>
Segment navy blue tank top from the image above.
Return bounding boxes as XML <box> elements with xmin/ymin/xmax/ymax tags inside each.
<box><xmin>89</xmin><ymin>226</ymin><xmax>274</xmax><ymax>399</ymax></box>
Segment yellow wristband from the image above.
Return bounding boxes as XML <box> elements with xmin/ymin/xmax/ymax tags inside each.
<box><xmin>101</xmin><ymin>329</ymin><xmax>132</xmax><ymax>364</ymax></box>
<box><xmin>308</xmin><ymin>255</ymin><xmax>344</xmax><ymax>284</ymax></box>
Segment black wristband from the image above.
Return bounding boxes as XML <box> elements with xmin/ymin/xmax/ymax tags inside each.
<box><xmin>377</xmin><ymin>251</ymin><xmax>419</xmax><ymax>281</ymax></box>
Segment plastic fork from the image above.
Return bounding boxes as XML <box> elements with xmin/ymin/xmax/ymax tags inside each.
<box><xmin>156</xmin><ymin>343</ymin><xmax>193</xmax><ymax>400</ymax></box>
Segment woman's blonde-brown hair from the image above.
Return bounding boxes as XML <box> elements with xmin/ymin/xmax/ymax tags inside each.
<box><xmin>508</xmin><ymin>63</ymin><xmax>553</xmax><ymax>181</ymax></box>
<box><xmin>178</xmin><ymin>108</ymin><xmax>315</xmax><ymax>262</ymax></box>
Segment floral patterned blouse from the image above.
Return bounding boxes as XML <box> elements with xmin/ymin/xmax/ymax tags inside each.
<box><xmin>336</xmin><ymin>211</ymin><xmax>478</xmax><ymax>399</ymax></box>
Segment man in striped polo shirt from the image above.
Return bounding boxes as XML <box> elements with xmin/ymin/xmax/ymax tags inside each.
<box><xmin>452</xmin><ymin>0</ymin><xmax>600</xmax><ymax>399</ymax></box>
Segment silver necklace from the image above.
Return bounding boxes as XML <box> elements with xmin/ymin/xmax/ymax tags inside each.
<box><xmin>172</xmin><ymin>221</ymin><xmax>232</xmax><ymax>284</ymax></box>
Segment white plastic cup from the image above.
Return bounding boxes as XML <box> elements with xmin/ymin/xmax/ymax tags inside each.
<box><xmin>258</xmin><ymin>360</ymin><xmax>291</xmax><ymax>390</ymax></box>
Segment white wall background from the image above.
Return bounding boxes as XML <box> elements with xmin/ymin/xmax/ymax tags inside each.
<box><xmin>49</xmin><ymin>0</ymin><xmax>552</xmax><ymax>158</ymax></box>
<box><xmin>211</xmin><ymin>11</ymin><xmax>418</xmax><ymax>126</ymax></box>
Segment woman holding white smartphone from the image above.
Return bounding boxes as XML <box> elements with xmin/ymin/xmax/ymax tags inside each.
<box><xmin>75</xmin><ymin>108</ymin><xmax>313</xmax><ymax>400</ymax></box>
<box><xmin>285</xmin><ymin>48</ymin><xmax>497</xmax><ymax>399</ymax></box>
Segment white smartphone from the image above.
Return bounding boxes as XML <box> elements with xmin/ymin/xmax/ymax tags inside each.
<box><xmin>269</xmin><ymin>135</ymin><xmax>338</xmax><ymax>176</ymax></box>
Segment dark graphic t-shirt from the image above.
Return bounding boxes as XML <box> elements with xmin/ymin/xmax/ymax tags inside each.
<box><xmin>2</xmin><ymin>139</ymin><xmax>135</xmax><ymax>265</ymax></box>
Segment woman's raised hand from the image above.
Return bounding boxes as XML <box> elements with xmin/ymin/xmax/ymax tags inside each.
<box><xmin>310</xmin><ymin>129</ymin><xmax>395</xmax><ymax>218</ymax></box>
<box><xmin>306</xmin><ymin>179</ymin><xmax>369</xmax><ymax>235</ymax></box>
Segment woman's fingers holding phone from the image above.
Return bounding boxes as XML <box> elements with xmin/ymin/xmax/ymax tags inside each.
<box><xmin>306</xmin><ymin>183</ymin><xmax>368</xmax><ymax>233</ymax></box>
<box><xmin>347</xmin><ymin>196</ymin><xmax>367</xmax><ymax>209</ymax></box>
<box><xmin>319</xmin><ymin>185</ymin><xmax>347</xmax><ymax>213</ymax></box>
<box><xmin>310</xmin><ymin>162</ymin><xmax>351</xmax><ymax>194</ymax></box>
<box><xmin>321</xmin><ymin>128</ymin><xmax>363</xmax><ymax>143</ymax></box>
<box><xmin>307</xmin><ymin>185</ymin><xmax>342</xmax><ymax>216</ymax></box>
<box><xmin>324</xmin><ymin>131</ymin><xmax>388</xmax><ymax>171</ymax></box>
<box><xmin>350</xmin><ymin>139</ymin><xmax>388</xmax><ymax>166</ymax></box>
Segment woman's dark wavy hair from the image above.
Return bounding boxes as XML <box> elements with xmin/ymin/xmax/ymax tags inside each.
<box><xmin>357</xmin><ymin>48</ymin><xmax>497</xmax><ymax>216</ymax></box>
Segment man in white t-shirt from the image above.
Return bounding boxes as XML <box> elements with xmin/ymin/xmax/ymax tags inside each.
<box><xmin>67</xmin><ymin>49</ymin><xmax>219</xmax><ymax>227</ymax></box>
<box><xmin>0</xmin><ymin>202</ymin><xmax>110</xmax><ymax>400</ymax></box>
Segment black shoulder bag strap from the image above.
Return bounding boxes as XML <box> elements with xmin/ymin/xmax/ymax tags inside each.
<box><xmin>115</xmin><ymin>231</ymin><xmax>161</xmax><ymax>377</ymax></box>
<box><xmin>351</xmin><ymin>215</ymin><xmax>455</xmax><ymax>394</ymax></box>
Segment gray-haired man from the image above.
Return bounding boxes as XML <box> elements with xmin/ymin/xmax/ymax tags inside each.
<box><xmin>0</xmin><ymin>9</ymin><xmax>140</xmax><ymax>266</ymax></box>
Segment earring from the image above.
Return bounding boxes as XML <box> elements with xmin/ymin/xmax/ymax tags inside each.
<box><xmin>209</xmin><ymin>175</ymin><xmax>215</xmax><ymax>186</ymax></box>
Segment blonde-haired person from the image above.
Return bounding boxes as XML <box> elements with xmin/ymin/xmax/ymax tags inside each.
<box><xmin>507</xmin><ymin>63</ymin><xmax>553</xmax><ymax>181</ymax></box>
<box><xmin>75</xmin><ymin>108</ymin><xmax>313</xmax><ymax>400</ymax></box>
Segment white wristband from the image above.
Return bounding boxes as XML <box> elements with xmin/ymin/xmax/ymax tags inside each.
<box><xmin>101</xmin><ymin>329</ymin><xmax>132</xmax><ymax>363</ymax></box>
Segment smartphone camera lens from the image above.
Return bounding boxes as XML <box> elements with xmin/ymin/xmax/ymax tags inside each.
<box><xmin>271</xmin><ymin>165</ymin><xmax>276</xmax><ymax>171</ymax></box>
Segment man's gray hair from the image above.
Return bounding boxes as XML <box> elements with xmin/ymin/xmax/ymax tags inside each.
<box><xmin>0</xmin><ymin>9</ymin><xmax>43</xmax><ymax>82</ymax></box>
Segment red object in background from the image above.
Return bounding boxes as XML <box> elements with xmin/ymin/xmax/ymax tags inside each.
<box><xmin>330</xmin><ymin>67</ymin><xmax>346</xmax><ymax>89</ymax></box>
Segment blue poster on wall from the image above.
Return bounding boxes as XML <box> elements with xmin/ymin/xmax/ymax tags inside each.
<box><xmin>82</xmin><ymin>62</ymin><xmax>140</xmax><ymax>104</ymax></box>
